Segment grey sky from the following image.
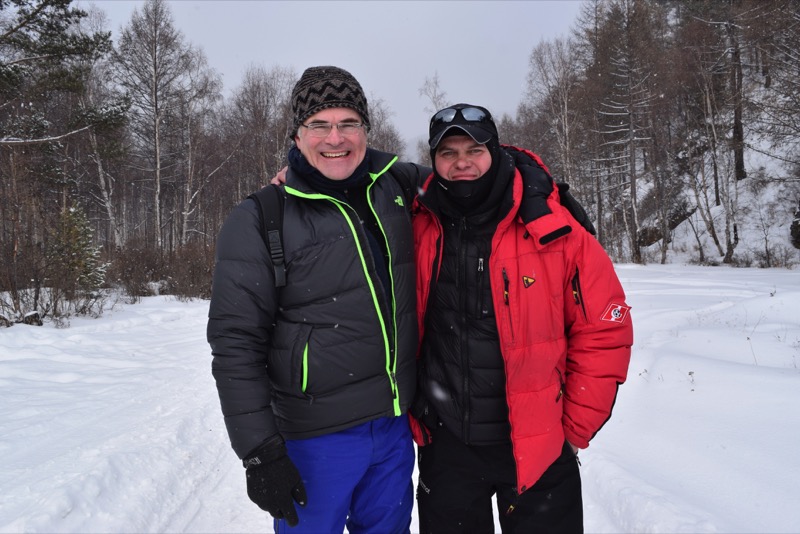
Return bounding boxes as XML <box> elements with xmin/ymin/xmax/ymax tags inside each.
<box><xmin>88</xmin><ymin>0</ymin><xmax>582</xmax><ymax>153</ymax></box>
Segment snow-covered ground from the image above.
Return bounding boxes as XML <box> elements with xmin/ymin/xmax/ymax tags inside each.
<box><xmin>1</xmin><ymin>263</ymin><xmax>799</xmax><ymax>533</ymax></box>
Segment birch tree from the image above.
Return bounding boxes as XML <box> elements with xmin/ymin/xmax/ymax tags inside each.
<box><xmin>526</xmin><ymin>37</ymin><xmax>580</xmax><ymax>185</ymax></box>
<box><xmin>365</xmin><ymin>96</ymin><xmax>404</xmax><ymax>156</ymax></box>
<box><xmin>225</xmin><ymin>65</ymin><xmax>294</xmax><ymax>200</ymax></box>
<box><xmin>416</xmin><ymin>73</ymin><xmax>449</xmax><ymax>165</ymax></box>
<box><xmin>113</xmin><ymin>0</ymin><xmax>195</xmax><ymax>250</ymax></box>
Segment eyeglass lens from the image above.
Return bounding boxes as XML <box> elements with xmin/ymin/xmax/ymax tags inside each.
<box><xmin>305</xmin><ymin>123</ymin><xmax>362</xmax><ymax>137</ymax></box>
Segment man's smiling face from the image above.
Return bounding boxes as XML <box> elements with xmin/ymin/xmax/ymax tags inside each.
<box><xmin>294</xmin><ymin>107</ymin><xmax>367</xmax><ymax>181</ymax></box>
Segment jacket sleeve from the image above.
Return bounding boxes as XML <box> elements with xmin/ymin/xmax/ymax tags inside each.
<box><xmin>391</xmin><ymin>161</ymin><xmax>432</xmax><ymax>206</ymax></box>
<box><xmin>560</xmin><ymin>225</ymin><xmax>633</xmax><ymax>449</ymax></box>
<box><xmin>207</xmin><ymin>198</ymin><xmax>281</xmax><ymax>459</ymax></box>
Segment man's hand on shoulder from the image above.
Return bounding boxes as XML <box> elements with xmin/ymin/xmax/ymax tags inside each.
<box><xmin>518</xmin><ymin>163</ymin><xmax>554</xmax><ymax>224</ymax></box>
<box><xmin>270</xmin><ymin>166</ymin><xmax>288</xmax><ymax>186</ymax></box>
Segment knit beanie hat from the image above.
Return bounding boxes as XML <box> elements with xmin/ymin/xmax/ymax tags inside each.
<box><xmin>291</xmin><ymin>66</ymin><xmax>370</xmax><ymax>137</ymax></box>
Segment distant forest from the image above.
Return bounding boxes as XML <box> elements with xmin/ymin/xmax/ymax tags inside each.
<box><xmin>1</xmin><ymin>0</ymin><xmax>799</xmax><ymax>322</ymax></box>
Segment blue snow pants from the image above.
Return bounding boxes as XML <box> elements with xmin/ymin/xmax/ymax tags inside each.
<box><xmin>274</xmin><ymin>415</ymin><xmax>414</xmax><ymax>534</ymax></box>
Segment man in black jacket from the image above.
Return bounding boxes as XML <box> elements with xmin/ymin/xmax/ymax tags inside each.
<box><xmin>207</xmin><ymin>66</ymin><xmax>427</xmax><ymax>533</ymax></box>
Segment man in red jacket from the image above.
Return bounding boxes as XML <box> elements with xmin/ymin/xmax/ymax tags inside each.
<box><xmin>410</xmin><ymin>103</ymin><xmax>633</xmax><ymax>533</ymax></box>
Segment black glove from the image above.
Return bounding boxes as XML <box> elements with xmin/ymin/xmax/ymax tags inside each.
<box><xmin>506</xmin><ymin>147</ymin><xmax>579</xmax><ymax>246</ymax></box>
<box><xmin>518</xmin><ymin>163</ymin><xmax>554</xmax><ymax>224</ymax></box>
<box><xmin>504</xmin><ymin>146</ymin><xmax>554</xmax><ymax>224</ymax></box>
<box><xmin>244</xmin><ymin>441</ymin><xmax>307</xmax><ymax>527</ymax></box>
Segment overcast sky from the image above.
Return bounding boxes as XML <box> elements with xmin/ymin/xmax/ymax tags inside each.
<box><xmin>87</xmin><ymin>0</ymin><xmax>583</xmax><ymax>152</ymax></box>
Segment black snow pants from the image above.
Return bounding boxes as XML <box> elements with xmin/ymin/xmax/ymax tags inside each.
<box><xmin>416</xmin><ymin>424</ymin><xmax>583</xmax><ymax>533</ymax></box>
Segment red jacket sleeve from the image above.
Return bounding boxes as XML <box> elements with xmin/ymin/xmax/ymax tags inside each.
<box><xmin>560</xmin><ymin>225</ymin><xmax>633</xmax><ymax>449</ymax></box>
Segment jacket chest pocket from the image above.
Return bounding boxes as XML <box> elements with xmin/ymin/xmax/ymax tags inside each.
<box><xmin>496</xmin><ymin>251</ymin><xmax>565</xmax><ymax>346</ymax></box>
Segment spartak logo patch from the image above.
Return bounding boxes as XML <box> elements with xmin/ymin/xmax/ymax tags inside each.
<box><xmin>522</xmin><ymin>275</ymin><xmax>535</xmax><ymax>288</ymax></box>
<box><xmin>601</xmin><ymin>303</ymin><xmax>631</xmax><ymax>323</ymax></box>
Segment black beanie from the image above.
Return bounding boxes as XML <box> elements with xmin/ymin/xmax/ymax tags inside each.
<box><xmin>291</xmin><ymin>66</ymin><xmax>370</xmax><ymax>138</ymax></box>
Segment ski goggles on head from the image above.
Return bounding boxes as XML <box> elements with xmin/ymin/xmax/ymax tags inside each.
<box><xmin>428</xmin><ymin>104</ymin><xmax>498</xmax><ymax>148</ymax></box>
<box><xmin>430</xmin><ymin>106</ymin><xmax>493</xmax><ymax>128</ymax></box>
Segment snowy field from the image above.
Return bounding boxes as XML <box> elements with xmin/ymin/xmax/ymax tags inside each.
<box><xmin>1</xmin><ymin>263</ymin><xmax>799</xmax><ymax>533</ymax></box>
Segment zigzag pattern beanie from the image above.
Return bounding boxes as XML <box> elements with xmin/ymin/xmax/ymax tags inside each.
<box><xmin>291</xmin><ymin>66</ymin><xmax>370</xmax><ymax>137</ymax></box>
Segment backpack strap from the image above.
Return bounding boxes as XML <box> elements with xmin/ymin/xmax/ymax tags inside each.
<box><xmin>248</xmin><ymin>184</ymin><xmax>286</xmax><ymax>288</ymax></box>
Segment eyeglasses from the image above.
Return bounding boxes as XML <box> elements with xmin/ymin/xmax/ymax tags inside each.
<box><xmin>300</xmin><ymin>121</ymin><xmax>365</xmax><ymax>138</ymax></box>
<box><xmin>430</xmin><ymin>106</ymin><xmax>492</xmax><ymax>128</ymax></box>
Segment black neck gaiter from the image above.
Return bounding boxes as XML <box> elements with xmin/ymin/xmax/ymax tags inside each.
<box><xmin>288</xmin><ymin>145</ymin><xmax>370</xmax><ymax>199</ymax></box>
<box><xmin>433</xmin><ymin>140</ymin><xmax>508</xmax><ymax>217</ymax></box>
<box><xmin>434</xmin><ymin>172</ymin><xmax>494</xmax><ymax>214</ymax></box>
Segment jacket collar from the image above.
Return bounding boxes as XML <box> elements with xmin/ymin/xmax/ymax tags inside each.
<box><xmin>286</xmin><ymin>148</ymin><xmax>398</xmax><ymax>197</ymax></box>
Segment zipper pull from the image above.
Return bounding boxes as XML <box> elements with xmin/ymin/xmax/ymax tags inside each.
<box><xmin>556</xmin><ymin>369</ymin><xmax>565</xmax><ymax>402</ymax></box>
<box><xmin>502</xmin><ymin>268</ymin><xmax>509</xmax><ymax>305</ymax></box>
<box><xmin>571</xmin><ymin>273</ymin><xmax>581</xmax><ymax>305</ymax></box>
<box><xmin>478</xmin><ymin>257</ymin><xmax>484</xmax><ymax>272</ymax></box>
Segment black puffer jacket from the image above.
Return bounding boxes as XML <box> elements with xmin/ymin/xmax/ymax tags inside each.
<box><xmin>208</xmin><ymin>149</ymin><xmax>425</xmax><ymax>459</ymax></box>
<box><xmin>417</xmin><ymin>152</ymin><xmax>516</xmax><ymax>446</ymax></box>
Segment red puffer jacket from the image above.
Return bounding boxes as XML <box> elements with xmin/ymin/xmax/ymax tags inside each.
<box><xmin>411</xmin><ymin>147</ymin><xmax>633</xmax><ymax>493</ymax></box>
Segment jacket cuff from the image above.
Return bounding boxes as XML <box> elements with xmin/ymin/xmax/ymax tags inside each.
<box><xmin>242</xmin><ymin>434</ymin><xmax>285</xmax><ymax>469</ymax></box>
<box><xmin>563</xmin><ymin>427</ymin><xmax>589</xmax><ymax>450</ymax></box>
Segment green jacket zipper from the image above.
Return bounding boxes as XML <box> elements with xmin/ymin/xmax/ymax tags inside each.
<box><xmin>285</xmin><ymin>184</ymin><xmax>400</xmax><ymax>415</ymax></box>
